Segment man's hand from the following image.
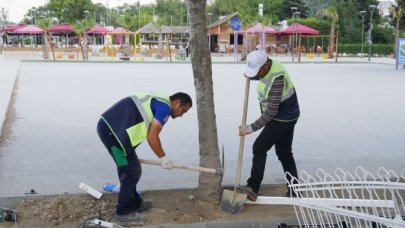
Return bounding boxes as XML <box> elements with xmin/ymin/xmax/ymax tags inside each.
<box><xmin>239</xmin><ymin>125</ymin><xmax>253</xmax><ymax>136</ymax></box>
<box><xmin>159</xmin><ymin>156</ymin><xmax>174</xmax><ymax>170</ymax></box>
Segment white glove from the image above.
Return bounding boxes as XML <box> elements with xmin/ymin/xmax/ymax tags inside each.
<box><xmin>159</xmin><ymin>156</ymin><xmax>174</xmax><ymax>170</ymax></box>
<box><xmin>239</xmin><ymin>124</ymin><xmax>253</xmax><ymax>136</ymax></box>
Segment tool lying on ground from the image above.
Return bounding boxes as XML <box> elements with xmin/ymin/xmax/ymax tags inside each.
<box><xmin>139</xmin><ymin>159</ymin><xmax>224</xmax><ymax>176</ymax></box>
<box><xmin>220</xmin><ymin>77</ymin><xmax>250</xmax><ymax>214</ymax></box>
<box><xmin>0</xmin><ymin>207</ymin><xmax>16</xmax><ymax>222</ymax></box>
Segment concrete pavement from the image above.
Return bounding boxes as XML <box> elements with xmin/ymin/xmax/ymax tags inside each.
<box><xmin>0</xmin><ymin>53</ymin><xmax>399</xmax><ymax>143</ymax></box>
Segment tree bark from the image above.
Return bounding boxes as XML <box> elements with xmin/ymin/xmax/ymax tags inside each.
<box><xmin>186</xmin><ymin>0</ymin><xmax>222</xmax><ymax>201</ymax></box>
<box><xmin>394</xmin><ymin>14</ymin><xmax>400</xmax><ymax>59</ymax></box>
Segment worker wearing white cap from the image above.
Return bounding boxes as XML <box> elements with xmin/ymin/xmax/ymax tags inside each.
<box><xmin>239</xmin><ymin>50</ymin><xmax>300</xmax><ymax>201</ymax></box>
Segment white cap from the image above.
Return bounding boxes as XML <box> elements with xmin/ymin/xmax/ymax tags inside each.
<box><xmin>244</xmin><ymin>50</ymin><xmax>268</xmax><ymax>78</ymax></box>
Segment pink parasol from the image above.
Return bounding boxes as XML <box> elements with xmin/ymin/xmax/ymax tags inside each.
<box><xmin>113</xmin><ymin>27</ymin><xmax>127</xmax><ymax>33</ymax></box>
<box><xmin>246</xmin><ymin>23</ymin><xmax>276</xmax><ymax>34</ymax></box>
<box><xmin>112</xmin><ymin>27</ymin><xmax>127</xmax><ymax>45</ymax></box>
<box><xmin>48</xmin><ymin>23</ymin><xmax>73</xmax><ymax>33</ymax></box>
<box><xmin>87</xmin><ymin>25</ymin><xmax>111</xmax><ymax>35</ymax></box>
<box><xmin>278</xmin><ymin>23</ymin><xmax>319</xmax><ymax>35</ymax></box>
<box><xmin>13</xmin><ymin>25</ymin><xmax>44</xmax><ymax>35</ymax></box>
<box><xmin>1</xmin><ymin>24</ymin><xmax>27</xmax><ymax>33</ymax></box>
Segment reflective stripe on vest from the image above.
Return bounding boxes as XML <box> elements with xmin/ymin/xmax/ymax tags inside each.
<box><xmin>127</xmin><ymin>93</ymin><xmax>170</xmax><ymax>148</ymax></box>
<box><xmin>257</xmin><ymin>59</ymin><xmax>295</xmax><ymax>112</ymax></box>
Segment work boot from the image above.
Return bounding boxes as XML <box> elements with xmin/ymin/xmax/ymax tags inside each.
<box><xmin>240</xmin><ymin>186</ymin><xmax>258</xmax><ymax>202</ymax></box>
<box><xmin>115</xmin><ymin>211</ymin><xmax>144</xmax><ymax>226</ymax></box>
<box><xmin>137</xmin><ymin>199</ymin><xmax>153</xmax><ymax>212</ymax></box>
<box><xmin>282</xmin><ymin>189</ymin><xmax>300</xmax><ymax>198</ymax></box>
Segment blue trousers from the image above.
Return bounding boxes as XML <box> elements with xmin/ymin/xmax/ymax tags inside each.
<box><xmin>247</xmin><ymin>119</ymin><xmax>298</xmax><ymax>192</ymax></box>
<box><xmin>97</xmin><ymin>119</ymin><xmax>142</xmax><ymax>215</ymax></box>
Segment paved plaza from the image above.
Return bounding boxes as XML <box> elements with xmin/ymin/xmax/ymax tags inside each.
<box><xmin>0</xmin><ymin>55</ymin><xmax>404</xmax><ymax>198</ymax></box>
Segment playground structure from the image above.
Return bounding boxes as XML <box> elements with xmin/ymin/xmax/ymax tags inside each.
<box><xmin>104</xmin><ymin>31</ymin><xmax>143</xmax><ymax>62</ymax></box>
<box><xmin>296</xmin><ymin>33</ymin><xmax>339</xmax><ymax>63</ymax></box>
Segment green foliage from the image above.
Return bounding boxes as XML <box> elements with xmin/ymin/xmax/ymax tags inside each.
<box><xmin>37</xmin><ymin>19</ymin><xmax>52</xmax><ymax>30</ymax></box>
<box><xmin>338</xmin><ymin>43</ymin><xmax>394</xmax><ymax>56</ymax></box>
<box><xmin>72</xmin><ymin>18</ymin><xmax>94</xmax><ymax>35</ymax></box>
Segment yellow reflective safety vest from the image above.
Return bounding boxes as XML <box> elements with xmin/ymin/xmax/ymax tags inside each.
<box><xmin>101</xmin><ymin>93</ymin><xmax>170</xmax><ymax>155</ymax></box>
<box><xmin>256</xmin><ymin>59</ymin><xmax>299</xmax><ymax>121</ymax></box>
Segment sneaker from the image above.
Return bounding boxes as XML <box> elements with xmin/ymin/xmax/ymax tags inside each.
<box><xmin>137</xmin><ymin>199</ymin><xmax>153</xmax><ymax>212</ymax></box>
<box><xmin>115</xmin><ymin>211</ymin><xmax>144</xmax><ymax>226</ymax></box>
<box><xmin>239</xmin><ymin>186</ymin><xmax>258</xmax><ymax>202</ymax></box>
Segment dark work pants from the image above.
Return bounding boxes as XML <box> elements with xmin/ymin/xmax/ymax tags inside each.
<box><xmin>247</xmin><ymin>120</ymin><xmax>298</xmax><ymax>192</ymax></box>
<box><xmin>97</xmin><ymin>119</ymin><xmax>142</xmax><ymax>215</ymax></box>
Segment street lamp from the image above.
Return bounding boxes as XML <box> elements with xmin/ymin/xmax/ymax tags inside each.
<box><xmin>258</xmin><ymin>3</ymin><xmax>263</xmax><ymax>17</ymax></box>
<box><xmin>207</xmin><ymin>12</ymin><xmax>213</xmax><ymax>25</ymax></box>
<box><xmin>83</xmin><ymin>10</ymin><xmax>90</xmax><ymax>20</ymax></box>
<box><xmin>368</xmin><ymin>5</ymin><xmax>377</xmax><ymax>61</ymax></box>
<box><xmin>30</xmin><ymin>9</ymin><xmax>36</xmax><ymax>25</ymax></box>
<box><xmin>360</xmin><ymin>10</ymin><xmax>366</xmax><ymax>58</ymax></box>
<box><xmin>290</xmin><ymin>7</ymin><xmax>298</xmax><ymax>62</ymax></box>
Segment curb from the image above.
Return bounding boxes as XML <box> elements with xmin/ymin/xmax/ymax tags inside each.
<box><xmin>0</xmin><ymin>58</ymin><xmax>20</xmax><ymax>140</ymax></box>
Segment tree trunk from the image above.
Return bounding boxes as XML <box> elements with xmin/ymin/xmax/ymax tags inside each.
<box><xmin>48</xmin><ymin>34</ymin><xmax>55</xmax><ymax>61</ymax></box>
<box><xmin>328</xmin><ymin>22</ymin><xmax>335</xmax><ymax>58</ymax></box>
<box><xmin>43</xmin><ymin>33</ymin><xmax>49</xmax><ymax>60</ymax></box>
<box><xmin>186</xmin><ymin>0</ymin><xmax>222</xmax><ymax>201</ymax></box>
<box><xmin>83</xmin><ymin>33</ymin><xmax>88</xmax><ymax>61</ymax></box>
<box><xmin>394</xmin><ymin>16</ymin><xmax>400</xmax><ymax>59</ymax></box>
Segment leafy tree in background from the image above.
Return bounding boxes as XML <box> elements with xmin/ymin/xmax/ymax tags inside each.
<box><xmin>117</xmin><ymin>15</ymin><xmax>134</xmax><ymax>57</ymax></box>
<box><xmin>335</xmin><ymin>0</ymin><xmax>360</xmax><ymax>44</ymax></box>
<box><xmin>72</xmin><ymin>18</ymin><xmax>94</xmax><ymax>61</ymax></box>
<box><xmin>155</xmin><ymin>0</ymin><xmax>187</xmax><ymax>26</ymax></box>
<box><xmin>390</xmin><ymin>0</ymin><xmax>404</xmax><ymax>58</ymax></box>
<box><xmin>48</xmin><ymin>0</ymin><xmax>94</xmax><ymax>23</ymax></box>
<box><xmin>318</xmin><ymin>5</ymin><xmax>338</xmax><ymax>57</ymax></box>
<box><xmin>302</xmin><ymin>0</ymin><xmax>333</xmax><ymax>17</ymax></box>
<box><xmin>37</xmin><ymin>18</ymin><xmax>55</xmax><ymax>61</ymax></box>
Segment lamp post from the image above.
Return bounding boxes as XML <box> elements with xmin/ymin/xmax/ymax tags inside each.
<box><xmin>138</xmin><ymin>2</ymin><xmax>141</xmax><ymax>30</ymax></box>
<box><xmin>30</xmin><ymin>9</ymin><xmax>36</xmax><ymax>25</ymax></box>
<box><xmin>368</xmin><ymin>4</ymin><xmax>377</xmax><ymax>61</ymax></box>
<box><xmin>360</xmin><ymin>10</ymin><xmax>366</xmax><ymax>58</ymax></box>
<box><xmin>207</xmin><ymin>13</ymin><xmax>212</xmax><ymax>25</ymax></box>
<box><xmin>290</xmin><ymin>7</ymin><xmax>297</xmax><ymax>62</ymax></box>
<box><xmin>83</xmin><ymin>10</ymin><xmax>90</xmax><ymax>20</ymax></box>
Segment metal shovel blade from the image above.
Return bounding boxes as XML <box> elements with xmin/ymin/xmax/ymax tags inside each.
<box><xmin>220</xmin><ymin>189</ymin><xmax>247</xmax><ymax>214</ymax></box>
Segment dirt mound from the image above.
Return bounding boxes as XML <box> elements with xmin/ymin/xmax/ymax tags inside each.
<box><xmin>2</xmin><ymin>184</ymin><xmax>296</xmax><ymax>227</ymax></box>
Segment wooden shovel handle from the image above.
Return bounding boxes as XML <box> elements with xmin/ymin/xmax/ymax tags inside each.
<box><xmin>139</xmin><ymin>159</ymin><xmax>221</xmax><ymax>175</ymax></box>
<box><xmin>234</xmin><ymin>77</ymin><xmax>250</xmax><ymax>192</ymax></box>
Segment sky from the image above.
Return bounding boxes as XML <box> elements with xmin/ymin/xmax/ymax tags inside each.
<box><xmin>0</xmin><ymin>0</ymin><xmax>154</xmax><ymax>24</ymax></box>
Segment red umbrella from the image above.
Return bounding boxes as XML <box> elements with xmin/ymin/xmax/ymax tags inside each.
<box><xmin>48</xmin><ymin>23</ymin><xmax>73</xmax><ymax>33</ymax></box>
<box><xmin>278</xmin><ymin>23</ymin><xmax>319</xmax><ymax>35</ymax></box>
<box><xmin>87</xmin><ymin>25</ymin><xmax>111</xmax><ymax>35</ymax></box>
<box><xmin>13</xmin><ymin>25</ymin><xmax>44</xmax><ymax>35</ymax></box>
<box><xmin>1</xmin><ymin>24</ymin><xmax>27</xmax><ymax>33</ymax></box>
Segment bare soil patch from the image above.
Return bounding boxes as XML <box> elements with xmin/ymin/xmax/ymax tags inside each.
<box><xmin>1</xmin><ymin>184</ymin><xmax>296</xmax><ymax>227</ymax></box>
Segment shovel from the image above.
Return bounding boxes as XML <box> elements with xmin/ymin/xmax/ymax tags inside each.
<box><xmin>139</xmin><ymin>159</ymin><xmax>224</xmax><ymax>176</ymax></box>
<box><xmin>220</xmin><ymin>77</ymin><xmax>250</xmax><ymax>214</ymax></box>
